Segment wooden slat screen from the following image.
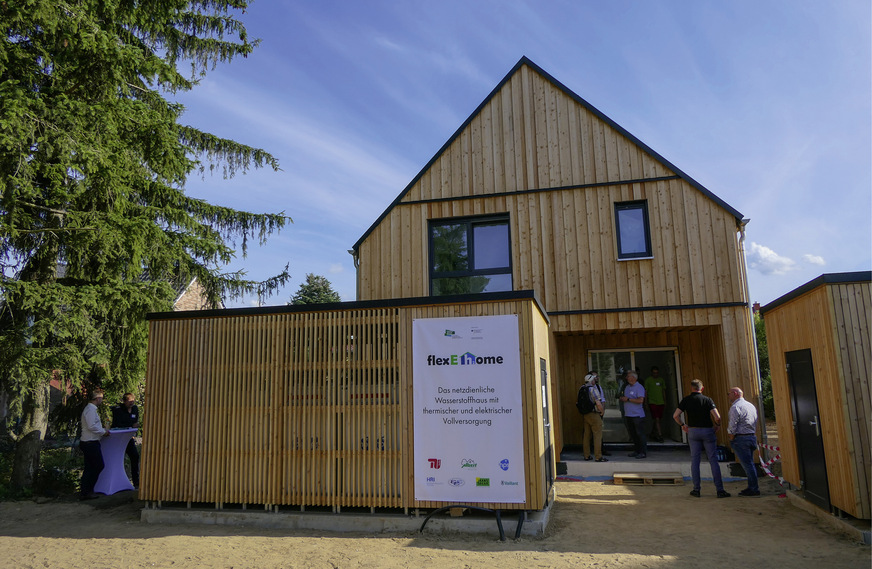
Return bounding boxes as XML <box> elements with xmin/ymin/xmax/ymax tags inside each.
<box><xmin>141</xmin><ymin>308</ymin><xmax>404</xmax><ymax>510</ymax></box>
<box><xmin>140</xmin><ymin>298</ymin><xmax>553</xmax><ymax>513</ymax></box>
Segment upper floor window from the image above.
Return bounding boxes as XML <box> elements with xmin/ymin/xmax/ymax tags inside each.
<box><xmin>614</xmin><ymin>200</ymin><xmax>652</xmax><ymax>259</ymax></box>
<box><xmin>429</xmin><ymin>216</ymin><xmax>512</xmax><ymax>296</ymax></box>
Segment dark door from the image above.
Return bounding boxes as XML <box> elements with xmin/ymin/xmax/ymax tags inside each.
<box><xmin>540</xmin><ymin>358</ymin><xmax>554</xmax><ymax>495</ymax></box>
<box><xmin>786</xmin><ymin>349</ymin><xmax>830</xmax><ymax>511</ymax></box>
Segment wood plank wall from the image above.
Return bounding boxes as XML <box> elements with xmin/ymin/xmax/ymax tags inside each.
<box><xmin>353</xmin><ymin>64</ymin><xmax>756</xmax><ymax>456</ymax></box>
<box><xmin>765</xmin><ymin>282</ymin><xmax>871</xmax><ymax>519</ymax></box>
<box><xmin>140</xmin><ymin>298</ymin><xmax>552</xmax><ymax>512</ymax></box>
<box><xmin>356</xmin><ymin>64</ymin><xmax>746</xmax><ymax>318</ymax></box>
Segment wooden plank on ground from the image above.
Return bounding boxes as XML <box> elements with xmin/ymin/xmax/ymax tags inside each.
<box><xmin>613</xmin><ymin>472</ymin><xmax>684</xmax><ymax>486</ymax></box>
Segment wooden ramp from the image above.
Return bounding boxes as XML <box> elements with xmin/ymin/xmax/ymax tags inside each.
<box><xmin>613</xmin><ymin>472</ymin><xmax>684</xmax><ymax>485</ymax></box>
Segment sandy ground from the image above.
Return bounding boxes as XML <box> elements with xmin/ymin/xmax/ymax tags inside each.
<box><xmin>0</xmin><ymin>477</ymin><xmax>868</xmax><ymax>569</ymax></box>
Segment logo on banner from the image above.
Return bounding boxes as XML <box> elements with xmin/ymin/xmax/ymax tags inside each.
<box><xmin>499</xmin><ymin>459</ymin><xmax>510</xmax><ymax>471</ymax></box>
<box><xmin>444</xmin><ymin>329</ymin><xmax>456</xmax><ymax>337</ymax></box>
<box><xmin>426</xmin><ymin>353</ymin><xmax>504</xmax><ymax>366</ymax></box>
<box><xmin>426</xmin><ymin>476</ymin><xmax>437</xmax><ymax>485</ymax></box>
<box><xmin>461</xmin><ymin>458</ymin><xmax>477</xmax><ymax>469</ymax></box>
<box><xmin>428</xmin><ymin>458</ymin><xmax>441</xmax><ymax>469</ymax></box>
<box><xmin>501</xmin><ymin>481</ymin><xmax>519</xmax><ymax>486</ymax></box>
<box><xmin>449</xmin><ymin>478</ymin><xmax>465</xmax><ymax>487</ymax></box>
<box><xmin>476</xmin><ymin>478</ymin><xmax>490</xmax><ymax>487</ymax></box>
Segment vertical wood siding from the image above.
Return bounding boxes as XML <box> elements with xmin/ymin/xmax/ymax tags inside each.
<box><xmin>356</xmin><ymin>65</ymin><xmax>745</xmax><ymax>313</ymax></box>
<box><xmin>353</xmin><ymin>63</ymin><xmax>756</xmax><ymax>455</ymax></box>
<box><xmin>765</xmin><ymin>282</ymin><xmax>871</xmax><ymax>519</ymax></box>
<box><xmin>140</xmin><ymin>298</ymin><xmax>553</xmax><ymax>512</ymax></box>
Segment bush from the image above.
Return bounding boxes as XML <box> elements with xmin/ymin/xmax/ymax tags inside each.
<box><xmin>761</xmin><ymin>373</ymin><xmax>776</xmax><ymax>421</ymax></box>
<box><xmin>33</xmin><ymin>447</ymin><xmax>82</xmax><ymax>497</ymax></box>
<box><xmin>0</xmin><ymin>446</ymin><xmax>82</xmax><ymax>500</ymax></box>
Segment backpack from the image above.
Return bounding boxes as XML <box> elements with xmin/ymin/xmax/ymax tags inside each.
<box><xmin>575</xmin><ymin>385</ymin><xmax>596</xmax><ymax>415</ymax></box>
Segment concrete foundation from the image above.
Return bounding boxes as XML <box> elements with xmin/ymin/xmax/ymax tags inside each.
<box><xmin>141</xmin><ymin>496</ymin><xmax>553</xmax><ymax>539</ymax></box>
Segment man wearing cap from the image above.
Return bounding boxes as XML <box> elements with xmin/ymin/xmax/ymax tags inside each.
<box><xmin>728</xmin><ymin>387</ymin><xmax>760</xmax><ymax>496</ymax></box>
<box><xmin>580</xmin><ymin>372</ymin><xmax>608</xmax><ymax>462</ymax></box>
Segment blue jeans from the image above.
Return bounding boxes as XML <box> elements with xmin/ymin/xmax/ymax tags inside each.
<box><xmin>730</xmin><ymin>435</ymin><xmax>759</xmax><ymax>492</ymax></box>
<box><xmin>688</xmin><ymin>427</ymin><xmax>724</xmax><ymax>492</ymax></box>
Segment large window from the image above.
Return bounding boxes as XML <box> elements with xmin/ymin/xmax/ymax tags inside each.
<box><xmin>429</xmin><ymin>216</ymin><xmax>512</xmax><ymax>296</ymax></box>
<box><xmin>614</xmin><ymin>200</ymin><xmax>652</xmax><ymax>259</ymax></box>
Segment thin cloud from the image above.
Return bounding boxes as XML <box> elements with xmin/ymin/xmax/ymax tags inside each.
<box><xmin>747</xmin><ymin>242</ymin><xmax>796</xmax><ymax>276</ymax></box>
<box><xmin>802</xmin><ymin>254</ymin><xmax>826</xmax><ymax>266</ymax></box>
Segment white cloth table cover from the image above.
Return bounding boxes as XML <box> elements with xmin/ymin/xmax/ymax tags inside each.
<box><xmin>94</xmin><ymin>428</ymin><xmax>137</xmax><ymax>495</ymax></box>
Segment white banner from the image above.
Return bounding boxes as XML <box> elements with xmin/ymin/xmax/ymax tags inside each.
<box><xmin>412</xmin><ymin>314</ymin><xmax>526</xmax><ymax>503</ymax></box>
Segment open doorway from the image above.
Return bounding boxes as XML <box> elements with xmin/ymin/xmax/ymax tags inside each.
<box><xmin>588</xmin><ymin>349</ymin><xmax>683</xmax><ymax>445</ymax></box>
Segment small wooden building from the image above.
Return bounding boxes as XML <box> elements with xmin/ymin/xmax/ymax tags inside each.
<box><xmin>761</xmin><ymin>271</ymin><xmax>871</xmax><ymax>519</ymax></box>
<box><xmin>141</xmin><ymin>292</ymin><xmax>556</xmax><ymax>513</ymax></box>
<box><xmin>350</xmin><ymin>57</ymin><xmax>759</xmax><ymax>452</ymax></box>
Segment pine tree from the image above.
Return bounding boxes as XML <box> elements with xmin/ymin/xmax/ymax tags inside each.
<box><xmin>0</xmin><ymin>1</ymin><xmax>290</xmax><ymax>491</ymax></box>
<box><xmin>289</xmin><ymin>274</ymin><xmax>342</xmax><ymax>305</ymax></box>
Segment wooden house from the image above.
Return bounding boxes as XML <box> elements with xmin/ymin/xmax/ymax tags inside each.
<box><xmin>760</xmin><ymin>271</ymin><xmax>871</xmax><ymax>520</ymax></box>
<box><xmin>351</xmin><ymin>57</ymin><xmax>760</xmax><ymax>452</ymax></box>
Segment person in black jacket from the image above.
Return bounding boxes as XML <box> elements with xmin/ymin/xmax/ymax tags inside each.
<box><xmin>111</xmin><ymin>392</ymin><xmax>140</xmax><ymax>488</ymax></box>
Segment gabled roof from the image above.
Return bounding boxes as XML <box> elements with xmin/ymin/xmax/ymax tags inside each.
<box><xmin>352</xmin><ymin>56</ymin><xmax>744</xmax><ymax>252</ymax></box>
<box><xmin>760</xmin><ymin>271</ymin><xmax>872</xmax><ymax>314</ymax></box>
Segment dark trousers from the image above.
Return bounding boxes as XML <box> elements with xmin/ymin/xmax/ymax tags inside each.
<box><xmin>627</xmin><ymin>416</ymin><xmax>648</xmax><ymax>455</ymax></box>
<box><xmin>125</xmin><ymin>439</ymin><xmax>140</xmax><ymax>486</ymax></box>
<box><xmin>79</xmin><ymin>440</ymin><xmax>104</xmax><ymax>494</ymax></box>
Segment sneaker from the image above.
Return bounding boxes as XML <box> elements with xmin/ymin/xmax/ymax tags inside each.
<box><xmin>738</xmin><ymin>489</ymin><xmax>760</xmax><ymax>496</ymax></box>
<box><xmin>717</xmin><ymin>490</ymin><xmax>731</xmax><ymax>498</ymax></box>
<box><xmin>689</xmin><ymin>489</ymin><xmax>700</xmax><ymax>498</ymax></box>
<box><xmin>635</xmin><ymin>453</ymin><xmax>646</xmax><ymax>459</ymax></box>
<box><xmin>584</xmin><ymin>456</ymin><xmax>593</xmax><ymax>461</ymax></box>
<box><xmin>595</xmin><ymin>457</ymin><xmax>609</xmax><ymax>462</ymax></box>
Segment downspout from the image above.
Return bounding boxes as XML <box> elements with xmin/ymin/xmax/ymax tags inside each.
<box><xmin>738</xmin><ymin>218</ymin><xmax>769</xmax><ymax>455</ymax></box>
<box><xmin>348</xmin><ymin>248</ymin><xmax>360</xmax><ymax>301</ymax></box>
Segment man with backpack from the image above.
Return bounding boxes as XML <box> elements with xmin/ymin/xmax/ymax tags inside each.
<box><xmin>577</xmin><ymin>371</ymin><xmax>608</xmax><ymax>462</ymax></box>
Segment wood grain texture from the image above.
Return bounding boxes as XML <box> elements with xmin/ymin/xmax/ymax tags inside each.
<box><xmin>765</xmin><ymin>281</ymin><xmax>871</xmax><ymax>519</ymax></box>
<box><xmin>140</xmin><ymin>299</ymin><xmax>553</xmax><ymax>513</ymax></box>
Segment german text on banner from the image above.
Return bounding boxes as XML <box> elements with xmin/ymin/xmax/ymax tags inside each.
<box><xmin>412</xmin><ymin>315</ymin><xmax>526</xmax><ymax>503</ymax></box>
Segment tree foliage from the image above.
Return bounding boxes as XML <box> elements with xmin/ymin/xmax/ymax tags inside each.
<box><xmin>0</xmin><ymin>0</ymin><xmax>290</xmax><ymax>489</ymax></box>
<box><xmin>289</xmin><ymin>274</ymin><xmax>341</xmax><ymax>305</ymax></box>
<box><xmin>754</xmin><ymin>313</ymin><xmax>775</xmax><ymax>420</ymax></box>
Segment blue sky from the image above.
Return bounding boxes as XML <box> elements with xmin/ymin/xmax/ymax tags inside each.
<box><xmin>176</xmin><ymin>1</ymin><xmax>871</xmax><ymax>307</ymax></box>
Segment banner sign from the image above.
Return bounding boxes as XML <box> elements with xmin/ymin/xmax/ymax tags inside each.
<box><xmin>412</xmin><ymin>314</ymin><xmax>526</xmax><ymax>503</ymax></box>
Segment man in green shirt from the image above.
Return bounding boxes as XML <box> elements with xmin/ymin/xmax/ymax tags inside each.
<box><xmin>644</xmin><ymin>367</ymin><xmax>667</xmax><ymax>442</ymax></box>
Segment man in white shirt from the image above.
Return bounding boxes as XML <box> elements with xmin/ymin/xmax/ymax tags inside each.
<box><xmin>79</xmin><ymin>389</ymin><xmax>110</xmax><ymax>500</ymax></box>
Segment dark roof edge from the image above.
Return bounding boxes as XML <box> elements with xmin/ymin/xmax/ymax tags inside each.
<box><xmin>760</xmin><ymin>271</ymin><xmax>872</xmax><ymax>314</ymax></box>
<box><xmin>352</xmin><ymin>56</ymin><xmax>744</xmax><ymax>252</ymax></box>
<box><xmin>147</xmin><ymin>289</ymin><xmax>550</xmax><ymax>326</ymax></box>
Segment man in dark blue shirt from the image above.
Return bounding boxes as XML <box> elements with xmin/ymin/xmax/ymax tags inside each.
<box><xmin>111</xmin><ymin>392</ymin><xmax>140</xmax><ymax>488</ymax></box>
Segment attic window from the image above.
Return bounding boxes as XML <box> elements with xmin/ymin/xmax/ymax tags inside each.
<box><xmin>429</xmin><ymin>216</ymin><xmax>512</xmax><ymax>296</ymax></box>
<box><xmin>615</xmin><ymin>201</ymin><xmax>652</xmax><ymax>259</ymax></box>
